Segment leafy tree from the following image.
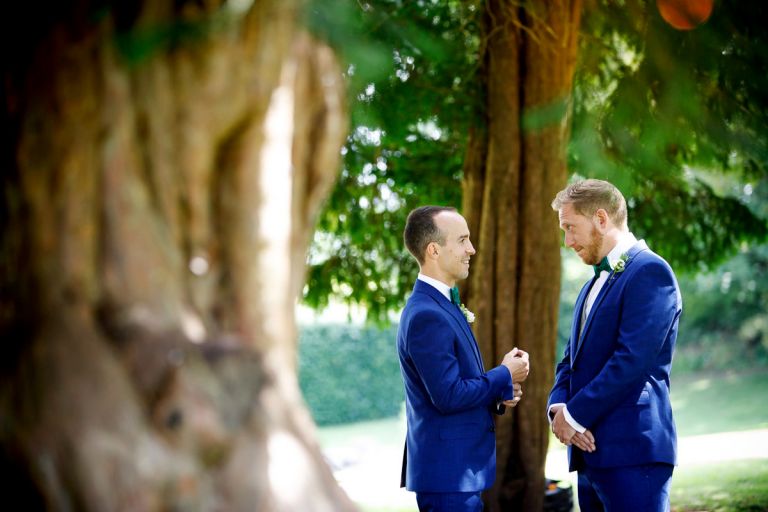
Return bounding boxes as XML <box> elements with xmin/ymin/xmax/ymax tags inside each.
<box><xmin>306</xmin><ymin>0</ymin><xmax>768</xmax><ymax>509</ymax></box>
<box><xmin>304</xmin><ymin>0</ymin><xmax>474</xmax><ymax>322</ymax></box>
<box><xmin>310</xmin><ymin>1</ymin><xmax>581</xmax><ymax>508</ymax></box>
<box><xmin>571</xmin><ymin>0</ymin><xmax>768</xmax><ymax>271</ymax></box>
<box><xmin>673</xmin><ymin>178</ymin><xmax>768</xmax><ymax>370</ymax></box>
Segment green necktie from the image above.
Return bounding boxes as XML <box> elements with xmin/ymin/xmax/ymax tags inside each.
<box><xmin>450</xmin><ymin>286</ymin><xmax>461</xmax><ymax>305</ymax></box>
<box><xmin>593</xmin><ymin>256</ymin><xmax>611</xmax><ymax>276</ymax></box>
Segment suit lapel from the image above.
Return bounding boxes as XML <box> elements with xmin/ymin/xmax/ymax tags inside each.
<box><xmin>571</xmin><ymin>278</ymin><xmax>596</xmax><ymax>367</ymax></box>
<box><xmin>572</xmin><ymin>241</ymin><xmax>649</xmax><ymax>363</ymax></box>
<box><xmin>446</xmin><ymin>302</ymin><xmax>485</xmax><ymax>371</ymax></box>
<box><xmin>414</xmin><ymin>281</ymin><xmax>485</xmax><ymax>372</ymax></box>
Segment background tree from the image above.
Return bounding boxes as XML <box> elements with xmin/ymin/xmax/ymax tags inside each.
<box><xmin>461</xmin><ymin>2</ymin><xmax>581</xmax><ymax>510</ymax></box>
<box><xmin>306</xmin><ymin>0</ymin><xmax>767</xmax><ymax>510</ymax></box>
<box><xmin>0</xmin><ymin>1</ymin><xmax>354</xmax><ymax>509</ymax></box>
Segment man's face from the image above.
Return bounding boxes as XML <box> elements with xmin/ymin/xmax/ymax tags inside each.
<box><xmin>432</xmin><ymin>211</ymin><xmax>476</xmax><ymax>285</ymax></box>
<box><xmin>558</xmin><ymin>203</ymin><xmax>603</xmax><ymax>266</ymax></box>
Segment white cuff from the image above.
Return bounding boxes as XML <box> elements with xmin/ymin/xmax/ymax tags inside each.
<box><xmin>547</xmin><ymin>403</ymin><xmax>564</xmax><ymax>425</ymax></box>
<box><xmin>563</xmin><ymin>405</ymin><xmax>586</xmax><ymax>434</ymax></box>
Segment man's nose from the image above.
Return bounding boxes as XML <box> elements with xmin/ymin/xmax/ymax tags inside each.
<box><xmin>467</xmin><ymin>241</ymin><xmax>476</xmax><ymax>255</ymax></box>
<box><xmin>564</xmin><ymin>233</ymin><xmax>575</xmax><ymax>248</ymax></box>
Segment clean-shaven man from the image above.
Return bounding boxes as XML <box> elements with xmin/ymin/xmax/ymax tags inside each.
<box><xmin>548</xmin><ymin>179</ymin><xmax>681</xmax><ymax>511</ymax></box>
<box><xmin>398</xmin><ymin>205</ymin><xmax>529</xmax><ymax>512</ymax></box>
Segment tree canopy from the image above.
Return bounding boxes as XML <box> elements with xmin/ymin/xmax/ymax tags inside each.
<box><xmin>304</xmin><ymin>0</ymin><xmax>768</xmax><ymax>321</ymax></box>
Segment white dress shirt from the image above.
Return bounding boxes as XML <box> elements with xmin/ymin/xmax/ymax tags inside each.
<box><xmin>417</xmin><ymin>273</ymin><xmax>452</xmax><ymax>301</ymax></box>
<box><xmin>551</xmin><ymin>232</ymin><xmax>638</xmax><ymax>433</ymax></box>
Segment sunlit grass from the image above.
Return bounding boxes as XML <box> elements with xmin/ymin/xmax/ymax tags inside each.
<box><xmin>671</xmin><ymin>459</ymin><xmax>768</xmax><ymax>512</ymax></box>
<box><xmin>671</xmin><ymin>369</ymin><xmax>768</xmax><ymax>436</ymax></box>
<box><xmin>316</xmin><ymin>414</ymin><xmax>404</xmax><ymax>449</ymax></box>
<box><xmin>319</xmin><ymin>369</ymin><xmax>768</xmax><ymax>511</ymax></box>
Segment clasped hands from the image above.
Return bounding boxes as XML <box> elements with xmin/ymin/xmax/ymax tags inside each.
<box><xmin>550</xmin><ymin>404</ymin><xmax>596</xmax><ymax>453</ymax></box>
<box><xmin>501</xmin><ymin>348</ymin><xmax>529</xmax><ymax>408</ymax></box>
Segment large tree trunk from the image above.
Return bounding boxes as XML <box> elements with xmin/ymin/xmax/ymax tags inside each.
<box><xmin>0</xmin><ymin>1</ymin><xmax>352</xmax><ymax>510</ymax></box>
<box><xmin>463</xmin><ymin>1</ymin><xmax>582</xmax><ymax>510</ymax></box>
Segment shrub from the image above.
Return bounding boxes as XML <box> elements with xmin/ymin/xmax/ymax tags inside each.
<box><xmin>298</xmin><ymin>323</ymin><xmax>404</xmax><ymax>426</ymax></box>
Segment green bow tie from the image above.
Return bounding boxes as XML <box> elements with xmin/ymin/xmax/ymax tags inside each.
<box><xmin>450</xmin><ymin>286</ymin><xmax>461</xmax><ymax>305</ymax></box>
<box><xmin>593</xmin><ymin>256</ymin><xmax>612</xmax><ymax>276</ymax></box>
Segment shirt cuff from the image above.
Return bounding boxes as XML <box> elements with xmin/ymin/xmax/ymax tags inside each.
<box><xmin>563</xmin><ymin>405</ymin><xmax>586</xmax><ymax>434</ymax></box>
<box><xmin>547</xmin><ymin>403</ymin><xmax>564</xmax><ymax>425</ymax></box>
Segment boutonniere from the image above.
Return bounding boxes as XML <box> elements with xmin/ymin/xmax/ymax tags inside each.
<box><xmin>459</xmin><ymin>304</ymin><xmax>475</xmax><ymax>323</ymax></box>
<box><xmin>612</xmin><ymin>253</ymin><xmax>629</xmax><ymax>275</ymax></box>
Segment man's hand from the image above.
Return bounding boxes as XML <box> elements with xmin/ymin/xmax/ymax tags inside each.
<box><xmin>571</xmin><ymin>430</ymin><xmax>596</xmax><ymax>453</ymax></box>
<box><xmin>502</xmin><ymin>383</ymin><xmax>523</xmax><ymax>407</ymax></box>
<box><xmin>551</xmin><ymin>406</ymin><xmax>576</xmax><ymax>445</ymax></box>
<box><xmin>551</xmin><ymin>406</ymin><xmax>596</xmax><ymax>453</ymax></box>
<box><xmin>501</xmin><ymin>348</ymin><xmax>530</xmax><ymax>383</ymax></box>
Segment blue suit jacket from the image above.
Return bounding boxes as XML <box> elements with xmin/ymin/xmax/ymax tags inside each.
<box><xmin>548</xmin><ymin>241</ymin><xmax>681</xmax><ymax>471</ymax></box>
<box><xmin>398</xmin><ymin>280</ymin><xmax>513</xmax><ymax>492</ymax></box>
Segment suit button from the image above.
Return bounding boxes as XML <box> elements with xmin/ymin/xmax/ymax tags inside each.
<box><xmin>490</xmin><ymin>426</ymin><xmax>495</xmax><ymax>433</ymax></box>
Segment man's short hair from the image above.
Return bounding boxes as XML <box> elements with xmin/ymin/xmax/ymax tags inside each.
<box><xmin>551</xmin><ymin>179</ymin><xmax>627</xmax><ymax>228</ymax></box>
<box><xmin>403</xmin><ymin>206</ymin><xmax>457</xmax><ymax>265</ymax></box>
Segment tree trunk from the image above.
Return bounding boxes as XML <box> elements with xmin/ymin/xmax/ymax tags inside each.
<box><xmin>463</xmin><ymin>1</ymin><xmax>582</xmax><ymax>510</ymax></box>
<box><xmin>0</xmin><ymin>1</ymin><xmax>352</xmax><ymax>510</ymax></box>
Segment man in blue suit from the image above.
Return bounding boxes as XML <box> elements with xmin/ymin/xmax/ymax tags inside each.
<box><xmin>547</xmin><ymin>179</ymin><xmax>681</xmax><ymax>512</ymax></box>
<box><xmin>398</xmin><ymin>205</ymin><xmax>530</xmax><ymax>512</ymax></box>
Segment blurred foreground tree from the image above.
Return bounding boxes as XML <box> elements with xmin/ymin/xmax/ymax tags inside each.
<box><xmin>305</xmin><ymin>0</ymin><xmax>767</xmax><ymax>510</ymax></box>
<box><xmin>0</xmin><ymin>1</ymin><xmax>353</xmax><ymax>510</ymax></box>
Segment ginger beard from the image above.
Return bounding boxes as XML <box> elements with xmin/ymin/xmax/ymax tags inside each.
<box><xmin>578</xmin><ymin>225</ymin><xmax>604</xmax><ymax>266</ymax></box>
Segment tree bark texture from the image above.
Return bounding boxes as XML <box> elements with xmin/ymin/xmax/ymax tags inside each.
<box><xmin>0</xmin><ymin>1</ymin><xmax>351</xmax><ymax>510</ymax></box>
<box><xmin>462</xmin><ymin>1</ymin><xmax>582</xmax><ymax>510</ymax></box>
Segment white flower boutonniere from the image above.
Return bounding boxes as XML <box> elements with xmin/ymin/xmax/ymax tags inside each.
<box><xmin>612</xmin><ymin>253</ymin><xmax>629</xmax><ymax>274</ymax></box>
<box><xmin>459</xmin><ymin>304</ymin><xmax>475</xmax><ymax>323</ymax></box>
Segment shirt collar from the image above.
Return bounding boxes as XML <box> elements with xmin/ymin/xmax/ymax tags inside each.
<box><xmin>417</xmin><ymin>273</ymin><xmax>452</xmax><ymax>301</ymax></box>
<box><xmin>606</xmin><ymin>231</ymin><xmax>637</xmax><ymax>268</ymax></box>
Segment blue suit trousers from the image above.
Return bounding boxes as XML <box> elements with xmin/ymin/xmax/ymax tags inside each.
<box><xmin>577</xmin><ymin>463</ymin><xmax>674</xmax><ymax>512</ymax></box>
<box><xmin>416</xmin><ymin>491</ymin><xmax>483</xmax><ymax>512</ymax></box>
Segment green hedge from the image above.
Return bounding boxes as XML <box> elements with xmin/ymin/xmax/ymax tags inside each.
<box><xmin>298</xmin><ymin>323</ymin><xmax>404</xmax><ymax>426</ymax></box>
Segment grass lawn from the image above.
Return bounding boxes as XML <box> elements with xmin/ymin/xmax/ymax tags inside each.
<box><xmin>671</xmin><ymin>459</ymin><xmax>768</xmax><ymax>512</ymax></box>
<box><xmin>319</xmin><ymin>368</ymin><xmax>768</xmax><ymax>511</ymax></box>
<box><xmin>671</xmin><ymin>369</ymin><xmax>768</xmax><ymax>437</ymax></box>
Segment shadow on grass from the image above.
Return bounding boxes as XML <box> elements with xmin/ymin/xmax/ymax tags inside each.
<box><xmin>672</xmin><ymin>459</ymin><xmax>768</xmax><ymax>512</ymax></box>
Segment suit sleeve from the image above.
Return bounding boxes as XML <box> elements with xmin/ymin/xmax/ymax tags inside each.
<box><xmin>548</xmin><ymin>339</ymin><xmax>573</xmax><ymax>410</ymax></box>
<box><xmin>407</xmin><ymin>309</ymin><xmax>512</xmax><ymax>415</ymax></box>
<box><xmin>566</xmin><ymin>260</ymin><xmax>680</xmax><ymax>428</ymax></box>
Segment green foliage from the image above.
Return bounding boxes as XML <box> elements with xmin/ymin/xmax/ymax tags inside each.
<box><xmin>298</xmin><ymin>323</ymin><xmax>403</xmax><ymax>426</ymax></box>
<box><xmin>302</xmin><ymin>0</ymin><xmax>480</xmax><ymax>323</ymax></box>
<box><xmin>571</xmin><ymin>1</ymin><xmax>768</xmax><ymax>272</ymax></box>
<box><xmin>303</xmin><ymin>0</ymin><xmax>768</xmax><ymax>320</ymax></box>
<box><xmin>674</xmin><ymin>243</ymin><xmax>768</xmax><ymax>372</ymax></box>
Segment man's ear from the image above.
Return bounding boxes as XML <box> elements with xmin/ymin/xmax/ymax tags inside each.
<box><xmin>594</xmin><ymin>208</ymin><xmax>610</xmax><ymax>230</ymax></box>
<box><xmin>425</xmin><ymin>241</ymin><xmax>439</xmax><ymax>260</ymax></box>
